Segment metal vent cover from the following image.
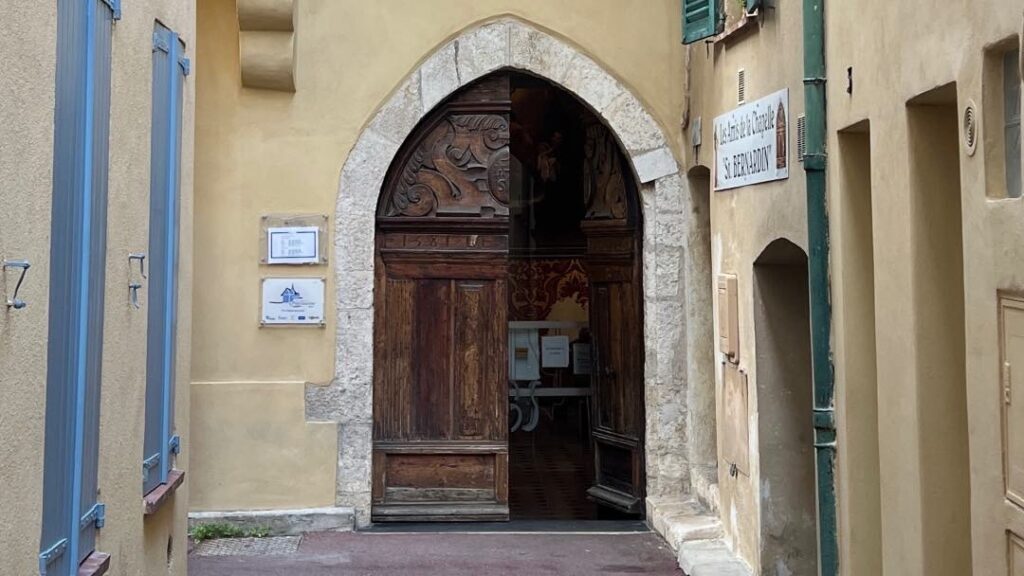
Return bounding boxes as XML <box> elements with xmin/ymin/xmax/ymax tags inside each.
<box><xmin>963</xmin><ymin>100</ymin><xmax>978</xmax><ymax>157</ymax></box>
<box><xmin>738</xmin><ymin>69</ymin><xmax>746</xmax><ymax>104</ymax></box>
<box><xmin>797</xmin><ymin>114</ymin><xmax>807</xmax><ymax>161</ymax></box>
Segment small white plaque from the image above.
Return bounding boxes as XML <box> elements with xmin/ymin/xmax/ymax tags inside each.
<box><xmin>261</xmin><ymin>278</ymin><xmax>325</xmax><ymax>325</ymax></box>
<box><xmin>267</xmin><ymin>226</ymin><xmax>320</xmax><ymax>264</ymax></box>
<box><xmin>541</xmin><ymin>335</ymin><xmax>570</xmax><ymax>368</ymax></box>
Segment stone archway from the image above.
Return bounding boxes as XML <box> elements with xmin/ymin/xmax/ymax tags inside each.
<box><xmin>309</xmin><ymin>17</ymin><xmax>708</xmax><ymax>524</ymax></box>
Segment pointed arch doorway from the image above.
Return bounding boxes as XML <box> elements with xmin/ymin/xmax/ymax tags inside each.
<box><xmin>371</xmin><ymin>71</ymin><xmax>645</xmax><ymax>522</ymax></box>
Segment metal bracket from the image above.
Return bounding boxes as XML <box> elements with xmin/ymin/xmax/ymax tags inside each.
<box><xmin>142</xmin><ymin>452</ymin><xmax>161</xmax><ymax>481</ymax></box>
<box><xmin>3</xmin><ymin>259</ymin><xmax>30</xmax><ymax>309</ymax></box>
<box><xmin>38</xmin><ymin>538</ymin><xmax>68</xmax><ymax>576</ymax></box>
<box><xmin>100</xmin><ymin>0</ymin><xmax>121</xmax><ymax>20</ymax></box>
<box><xmin>80</xmin><ymin>502</ymin><xmax>106</xmax><ymax>530</ymax></box>
<box><xmin>129</xmin><ymin>253</ymin><xmax>146</xmax><ymax>309</ymax></box>
<box><xmin>169</xmin><ymin>435</ymin><xmax>181</xmax><ymax>455</ymax></box>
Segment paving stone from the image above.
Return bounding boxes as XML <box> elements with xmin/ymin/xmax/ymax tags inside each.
<box><xmin>193</xmin><ymin>537</ymin><xmax>300</xmax><ymax>557</ymax></box>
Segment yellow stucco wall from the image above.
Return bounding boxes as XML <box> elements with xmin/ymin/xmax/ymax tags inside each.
<box><xmin>0</xmin><ymin>2</ymin><xmax>56</xmax><ymax>571</ymax></box>
<box><xmin>828</xmin><ymin>2</ymin><xmax>1023</xmax><ymax>576</ymax></box>
<box><xmin>191</xmin><ymin>0</ymin><xmax>687</xmax><ymax>511</ymax></box>
<box><xmin>0</xmin><ymin>1</ymin><xmax>194</xmax><ymax>574</ymax></box>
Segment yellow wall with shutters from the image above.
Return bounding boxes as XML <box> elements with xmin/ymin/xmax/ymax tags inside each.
<box><xmin>0</xmin><ymin>1</ymin><xmax>195</xmax><ymax>575</ymax></box>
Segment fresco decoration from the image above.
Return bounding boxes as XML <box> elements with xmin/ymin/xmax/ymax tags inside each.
<box><xmin>509</xmin><ymin>258</ymin><xmax>590</xmax><ymax>321</ymax></box>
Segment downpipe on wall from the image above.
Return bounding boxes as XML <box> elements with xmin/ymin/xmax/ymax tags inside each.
<box><xmin>802</xmin><ymin>0</ymin><xmax>839</xmax><ymax>575</ymax></box>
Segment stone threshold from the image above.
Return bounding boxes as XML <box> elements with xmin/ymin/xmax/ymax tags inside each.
<box><xmin>646</xmin><ymin>496</ymin><xmax>752</xmax><ymax>576</ymax></box>
<box><xmin>188</xmin><ymin>506</ymin><xmax>355</xmax><ymax>536</ymax></box>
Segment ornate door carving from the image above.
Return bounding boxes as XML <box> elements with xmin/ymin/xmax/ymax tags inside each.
<box><xmin>372</xmin><ymin>74</ymin><xmax>511</xmax><ymax>522</ymax></box>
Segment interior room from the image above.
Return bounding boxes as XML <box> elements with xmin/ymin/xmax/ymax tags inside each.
<box><xmin>506</xmin><ymin>73</ymin><xmax>635</xmax><ymax>521</ymax></box>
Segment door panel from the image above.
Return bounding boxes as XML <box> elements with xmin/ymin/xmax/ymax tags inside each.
<box><xmin>586</xmin><ymin>253</ymin><xmax>645</xmax><ymax>514</ymax></box>
<box><xmin>581</xmin><ymin>120</ymin><xmax>645</xmax><ymax>515</ymax></box>
<box><xmin>373</xmin><ymin>73</ymin><xmax>510</xmax><ymax>521</ymax></box>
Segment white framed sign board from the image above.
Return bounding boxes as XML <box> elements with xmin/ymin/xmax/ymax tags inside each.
<box><xmin>259</xmin><ymin>214</ymin><xmax>328</xmax><ymax>265</ymax></box>
<box><xmin>267</xmin><ymin>226</ymin><xmax>320</xmax><ymax>264</ymax></box>
<box><xmin>260</xmin><ymin>277</ymin><xmax>325</xmax><ymax>326</ymax></box>
<box><xmin>714</xmin><ymin>88</ymin><xmax>790</xmax><ymax>191</ymax></box>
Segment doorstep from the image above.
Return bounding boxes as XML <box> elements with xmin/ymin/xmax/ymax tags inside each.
<box><xmin>646</xmin><ymin>496</ymin><xmax>752</xmax><ymax>576</ymax></box>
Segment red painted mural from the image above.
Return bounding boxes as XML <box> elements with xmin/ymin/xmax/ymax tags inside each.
<box><xmin>509</xmin><ymin>258</ymin><xmax>589</xmax><ymax>321</ymax></box>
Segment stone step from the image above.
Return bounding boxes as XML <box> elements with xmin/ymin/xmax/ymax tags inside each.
<box><xmin>188</xmin><ymin>506</ymin><xmax>355</xmax><ymax>537</ymax></box>
<box><xmin>646</xmin><ymin>496</ymin><xmax>751</xmax><ymax>576</ymax></box>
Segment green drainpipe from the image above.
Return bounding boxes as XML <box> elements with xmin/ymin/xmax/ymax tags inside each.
<box><xmin>802</xmin><ymin>0</ymin><xmax>838</xmax><ymax>575</ymax></box>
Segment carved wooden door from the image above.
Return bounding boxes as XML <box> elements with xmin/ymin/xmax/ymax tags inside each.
<box><xmin>581</xmin><ymin>123</ymin><xmax>646</xmax><ymax>514</ymax></box>
<box><xmin>372</xmin><ymin>74</ymin><xmax>511</xmax><ymax>522</ymax></box>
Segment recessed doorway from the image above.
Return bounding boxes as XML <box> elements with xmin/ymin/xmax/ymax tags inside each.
<box><xmin>371</xmin><ymin>71</ymin><xmax>645</xmax><ymax>523</ymax></box>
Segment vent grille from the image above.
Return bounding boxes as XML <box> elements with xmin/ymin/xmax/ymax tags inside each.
<box><xmin>797</xmin><ymin>114</ymin><xmax>807</xmax><ymax>161</ymax></box>
<box><xmin>962</xmin><ymin>102</ymin><xmax>978</xmax><ymax>156</ymax></box>
<box><xmin>738</xmin><ymin>69</ymin><xmax>746</xmax><ymax>104</ymax></box>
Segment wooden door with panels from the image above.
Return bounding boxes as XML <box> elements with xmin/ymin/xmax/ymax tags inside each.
<box><xmin>372</xmin><ymin>74</ymin><xmax>511</xmax><ymax>522</ymax></box>
<box><xmin>580</xmin><ymin>122</ymin><xmax>646</xmax><ymax>514</ymax></box>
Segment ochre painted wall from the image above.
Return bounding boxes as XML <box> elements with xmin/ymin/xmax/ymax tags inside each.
<box><xmin>0</xmin><ymin>1</ymin><xmax>195</xmax><ymax>575</ymax></box>
<box><xmin>191</xmin><ymin>0</ymin><xmax>687</xmax><ymax>511</ymax></box>
<box><xmin>828</xmin><ymin>1</ymin><xmax>1024</xmax><ymax>575</ymax></box>
<box><xmin>684</xmin><ymin>3</ymin><xmax>809</xmax><ymax>572</ymax></box>
<box><xmin>0</xmin><ymin>2</ymin><xmax>56</xmax><ymax>571</ymax></box>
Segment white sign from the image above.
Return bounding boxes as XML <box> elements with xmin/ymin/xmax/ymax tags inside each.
<box><xmin>541</xmin><ymin>335</ymin><xmax>570</xmax><ymax>368</ymax></box>
<box><xmin>714</xmin><ymin>88</ymin><xmax>790</xmax><ymax>191</ymax></box>
<box><xmin>261</xmin><ymin>278</ymin><xmax>325</xmax><ymax>325</ymax></box>
<box><xmin>267</xmin><ymin>226</ymin><xmax>320</xmax><ymax>264</ymax></box>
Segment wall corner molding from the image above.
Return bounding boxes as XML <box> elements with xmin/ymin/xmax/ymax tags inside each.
<box><xmin>237</xmin><ymin>0</ymin><xmax>296</xmax><ymax>92</ymax></box>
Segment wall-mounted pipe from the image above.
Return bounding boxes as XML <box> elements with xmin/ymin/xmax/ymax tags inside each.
<box><xmin>802</xmin><ymin>0</ymin><xmax>838</xmax><ymax>574</ymax></box>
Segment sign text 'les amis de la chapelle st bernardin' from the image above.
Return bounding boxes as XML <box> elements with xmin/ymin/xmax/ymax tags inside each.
<box><xmin>714</xmin><ymin>88</ymin><xmax>790</xmax><ymax>191</ymax></box>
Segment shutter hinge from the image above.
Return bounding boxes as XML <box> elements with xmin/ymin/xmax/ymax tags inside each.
<box><xmin>169</xmin><ymin>435</ymin><xmax>181</xmax><ymax>455</ymax></box>
<box><xmin>142</xmin><ymin>452</ymin><xmax>160</xmax><ymax>481</ymax></box>
<box><xmin>80</xmin><ymin>502</ymin><xmax>106</xmax><ymax>530</ymax></box>
<box><xmin>1005</xmin><ymin>362</ymin><xmax>1013</xmax><ymax>405</ymax></box>
<box><xmin>153</xmin><ymin>32</ymin><xmax>170</xmax><ymax>54</ymax></box>
<box><xmin>101</xmin><ymin>0</ymin><xmax>121</xmax><ymax>20</ymax></box>
<box><xmin>38</xmin><ymin>538</ymin><xmax>68</xmax><ymax>575</ymax></box>
<box><xmin>179</xmin><ymin>57</ymin><xmax>191</xmax><ymax>77</ymax></box>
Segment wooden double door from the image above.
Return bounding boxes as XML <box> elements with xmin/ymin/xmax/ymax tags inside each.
<box><xmin>371</xmin><ymin>73</ymin><xmax>644</xmax><ymax>522</ymax></box>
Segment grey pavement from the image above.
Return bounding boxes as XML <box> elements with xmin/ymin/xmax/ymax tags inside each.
<box><xmin>188</xmin><ymin>531</ymin><xmax>684</xmax><ymax>576</ymax></box>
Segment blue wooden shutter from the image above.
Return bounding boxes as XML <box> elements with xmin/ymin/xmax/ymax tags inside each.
<box><xmin>144</xmin><ymin>24</ymin><xmax>187</xmax><ymax>495</ymax></box>
<box><xmin>41</xmin><ymin>0</ymin><xmax>115</xmax><ymax>574</ymax></box>
<box><xmin>683</xmin><ymin>0</ymin><xmax>720</xmax><ymax>44</ymax></box>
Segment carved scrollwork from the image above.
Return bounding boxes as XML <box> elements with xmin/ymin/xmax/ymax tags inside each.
<box><xmin>385</xmin><ymin>114</ymin><xmax>511</xmax><ymax>218</ymax></box>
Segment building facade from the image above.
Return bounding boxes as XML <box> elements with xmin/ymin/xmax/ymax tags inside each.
<box><xmin>0</xmin><ymin>1</ymin><xmax>195</xmax><ymax>575</ymax></box>
<box><xmin>180</xmin><ymin>1</ymin><xmax>1023</xmax><ymax>576</ymax></box>
<box><xmin>191</xmin><ymin>0</ymin><xmax>712</xmax><ymax>525</ymax></box>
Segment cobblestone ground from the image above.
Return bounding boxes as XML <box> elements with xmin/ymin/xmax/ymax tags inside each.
<box><xmin>188</xmin><ymin>531</ymin><xmax>683</xmax><ymax>576</ymax></box>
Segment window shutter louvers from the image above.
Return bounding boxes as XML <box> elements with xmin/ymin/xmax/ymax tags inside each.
<box><xmin>683</xmin><ymin>0</ymin><xmax>720</xmax><ymax>44</ymax></box>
